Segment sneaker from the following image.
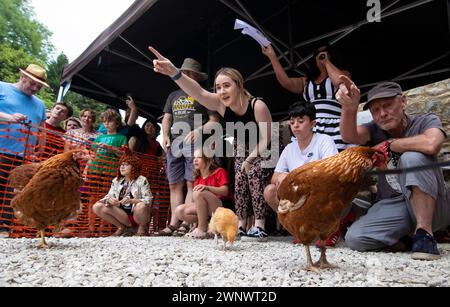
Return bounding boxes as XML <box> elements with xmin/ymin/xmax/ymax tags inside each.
<box><xmin>411</xmin><ymin>229</ymin><xmax>441</xmax><ymax>260</ymax></box>
<box><xmin>237</xmin><ymin>227</ymin><xmax>247</xmax><ymax>239</ymax></box>
<box><xmin>315</xmin><ymin>231</ymin><xmax>340</xmax><ymax>248</ymax></box>
<box><xmin>244</xmin><ymin>226</ymin><xmax>268</xmax><ymax>242</ymax></box>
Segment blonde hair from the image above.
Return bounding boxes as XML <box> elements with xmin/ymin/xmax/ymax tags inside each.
<box><xmin>214</xmin><ymin>67</ymin><xmax>251</xmax><ymax>98</ymax></box>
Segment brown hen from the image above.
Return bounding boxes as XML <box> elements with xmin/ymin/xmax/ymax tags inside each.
<box><xmin>9</xmin><ymin>150</ymin><xmax>89</xmax><ymax>247</ymax></box>
<box><xmin>8</xmin><ymin>163</ymin><xmax>43</xmax><ymax>193</ymax></box>
<box><xmin>277</xmin><ymin>146</ymin><xmax>387</xmax><ymax>272</ymax></box>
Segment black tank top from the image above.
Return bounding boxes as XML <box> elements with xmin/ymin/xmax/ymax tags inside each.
<box><xmin>223</xmin><ymin>98</ymin><xmax>260</xmax><ymax>150</ymax></box>
<box><xmin>223</xmin><ymin>97</ymin><xmax>257</xmax><ymax>125</ymax></box>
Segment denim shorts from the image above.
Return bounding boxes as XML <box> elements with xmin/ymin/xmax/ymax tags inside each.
<box><xmin>166</xmin><ymin>142</ymin><xmax>195</xmax><ymax>184</ymax></box>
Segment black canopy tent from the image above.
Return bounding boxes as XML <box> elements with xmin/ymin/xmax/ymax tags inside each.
<box><xmin>60</xmin><ymin>0</ymin><xmax>450</xmax><ymax>121</ymax></box>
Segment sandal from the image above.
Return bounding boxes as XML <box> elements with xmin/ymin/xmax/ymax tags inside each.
<box><xmin>172</xmin><ymin>223</ymin><xmax>190</xmax><ymax>237</ymax></box>
<box><xmin>151</xmin><ymin>225</ymin><xmax>177</xmax><ymax>236</ymax></box>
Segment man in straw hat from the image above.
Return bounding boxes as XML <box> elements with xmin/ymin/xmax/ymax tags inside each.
<box><xmin>336</xmin><ymin>75</ymin><xmax>450</xmax><ymax>261</ymax></box>
<box><xmin>0</xmin><ymin>64</ymin><xmax>49</xmax><ymax>236</ymax></box>
<box><xmin>154</xmin><ymin>58</ymin><xmax>217</xmax><ymax>236</ymax></box>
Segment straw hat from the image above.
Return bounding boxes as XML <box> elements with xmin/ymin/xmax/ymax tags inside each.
<box><xmin>19</xmin><ymin>64</ymin><xmax>50</xmax><ymax>88</ymax></box>
<box><xmin>180</xmin><ymin>58</ymin><xmax>208</xmax><ymax>81</ymax></box>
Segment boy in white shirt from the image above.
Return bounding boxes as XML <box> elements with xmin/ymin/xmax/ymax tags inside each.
<box><xmin>264</xmin><ymin>101</ymin><xmax>337</xmax><ymax>212</ymax></box>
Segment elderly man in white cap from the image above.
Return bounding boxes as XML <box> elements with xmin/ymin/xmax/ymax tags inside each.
<box><xmin>154</xmin><ymin>58</ymin><xmax>217</xmax><ymax>237</ymax></box>
<box><xmin>336</xmin><ymin>75</ymin><xmax>450</xmax><ymax>261</ymax></box>
<box><xmin>0</xmin><ymin>64</ymin><xmax>49</xmax><ymax>236</ymax></box>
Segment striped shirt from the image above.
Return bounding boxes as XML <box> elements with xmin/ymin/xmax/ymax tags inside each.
<box><xmin>303</xmin><ymin>78</ymin><xmax>350</xmax><ymax>152</ymax></box>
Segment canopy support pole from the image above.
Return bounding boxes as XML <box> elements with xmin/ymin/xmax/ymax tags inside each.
<box><xmin>357</xmin><ymin>52</ymin><xmax>450</xmax><ymax>91</ymax></box>
<box><xmin>104</xmin><ymin>47</ymin><xmax>154</xmax><ymax>70</ymax></box>
<box><xmin>247</xmin><ymin>0</ymin><xmax>435</xmax><ymax>82</ymax></box>
<box><xmin>118</xmin><ymin>35</ymin><xmax>154</xmax><ymax>63</ymax></box>
<box><xmin>294</xmin><ymin>0</ymin><xmax>402</xmax><ymax>68</ymax></box>
<box><xmin>70</xmin><ymin>85</ymin><xmax>159</xmax><ymax>117</ymax></box>
<box><xmin>393</xmin><ymin>51</ymin><xmax>450</xmax><ymax>81</ymax></box>
<box><xmin>77</xmin><ymin>74</ymin><xmax>120</xmax><ymax>99</ymax></box>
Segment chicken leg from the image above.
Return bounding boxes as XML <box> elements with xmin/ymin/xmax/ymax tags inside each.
<box><xmin>214</xmin><ymin>234</ymin><xmax>219</xmax><ymax>246</ymax></box>
<box><xmin>38</xmin><ymin>229</ymin><xmax>48</xmax><ymax>248</ymax></box>
<box><xmin>314</xmin><ymin>247</ymin><xmax>337</xmax><ymax>269</ymax></box>
<box><xmin>304</xmin><ymin>245</ymin><xmax>320</xmax><ymax>273</ymax></box>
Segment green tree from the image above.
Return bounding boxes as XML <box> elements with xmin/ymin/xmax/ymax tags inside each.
<box><xmin>0</xmin><ymin>0</ymin><xmax>53</xmax><ymax>62</ymax></box>
<box><xmin>0</xmin><ymin>42</ymin><xmax>37</xmax><ymax>83</ymax></box>
<box><xmin>0</xmin><ymin>0</ymin><xmax>105</xmax><ymax>115</ymax></box>
<box><xmin>0</xmin><ymin>42</ymin><xmax>54</xmax><ymax>107</ymax></box>
<box><xmin>0</xmin><ymin>0</ymin><xmax>56</xmax><ymax>106</ymax></box>
<box><xmin>47</xmin><ymin>53</ymin><xmax>69</xmax><ymax>95</ymax></box>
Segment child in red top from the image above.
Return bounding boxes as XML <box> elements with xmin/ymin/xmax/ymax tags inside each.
<box><xmin>175</xmin><ymin>149</ymin><xmax>232</xmax><ymax>239</ymax></box>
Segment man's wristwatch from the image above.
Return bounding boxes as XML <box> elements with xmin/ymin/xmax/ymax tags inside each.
<box><xmin>387</xmin><ymin>139</ymin><xmax>396</xmax><ymax>153</ymax></box>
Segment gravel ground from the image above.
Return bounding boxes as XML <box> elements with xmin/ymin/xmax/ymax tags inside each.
<box><xmin>0</xmin><ymin>236</ymin><xmax>449</xmax><ymax>287</ymax></box>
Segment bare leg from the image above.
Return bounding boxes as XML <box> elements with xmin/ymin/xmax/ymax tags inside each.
<box><xmin>133</xmin><ymin>203</ymin><xmax>150</xmax><ymax>235</ymax></box>
<box><xmin>410</xmin><ymin>187</ymin><xmax>435</xmax><ymax>234</ymax></box>
<box><xmin>255</xmin><ymin>219</ymin><xmax>266</xmax><ymax>230</ymax></box>
<box><xmin>263</xmin><ymin>184</ymin><xmax>279</xmax><ymax>212</ymax></box>
<box><xmin>185</xmin><ymin>180</ymin><xmax>194</xmax><ymax>204</ymax></box>
<box><xmin>193</xmin><ymin>190</ymin><xmax>221</xmax><ymax>232</ymax></box>
<box><xmin>93</xmin><ymin>203</ymin><xmax>130</xmax><ymax>228</ymax></box>
<box><xmin>169</xmin><ymin>181</ymin><xmax>185</xmax><ymax>227</ymax></box>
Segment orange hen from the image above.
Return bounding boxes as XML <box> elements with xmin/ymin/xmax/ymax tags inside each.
<box><xmin>9</xmin><ymin>150</ymin><xmax>89</xmax><ymax>247</ymax></box>
<box><xmin>277</xmin><ymin>146</ymin><xmax>387</xmax><ymax>272</ymax></box>
<box><xmin>209</xmin><ymin>207</ymin><xmax>239</xmax><ymax>250</ymax></box>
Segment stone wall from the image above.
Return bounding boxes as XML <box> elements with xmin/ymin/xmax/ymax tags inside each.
<box><xmin>401</xmin><ymin>79</ymin><xmax>449</xmax><ymax>183</ymax></box>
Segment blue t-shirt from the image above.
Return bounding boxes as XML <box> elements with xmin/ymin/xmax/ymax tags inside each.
<box><xmin>0</xmin><ymin>82</ymin><xmax>46</xmax><ymax>156</ymax></box>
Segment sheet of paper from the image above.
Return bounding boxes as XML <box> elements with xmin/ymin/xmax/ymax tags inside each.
<box><xmin>234</xmin><ymin>19</ymin><xmax>271</xmax><ymax>47</ymax></box>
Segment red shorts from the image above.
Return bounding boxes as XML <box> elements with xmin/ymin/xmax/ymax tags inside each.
<box><xmin>128</xmin><ymin>215</ymin><xmax>138</xmax><ymax>227</ymax></box>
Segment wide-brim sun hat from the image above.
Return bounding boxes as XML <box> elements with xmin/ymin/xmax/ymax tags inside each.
<box><xmin>19</xmin><ymin>64</ymin><xmax>50</xmax><ymax>88</ymax></box>
<box><xmin>180</xmin><ymin>58</ymin><xmax>208</xmax><ymax>81</ymax></box>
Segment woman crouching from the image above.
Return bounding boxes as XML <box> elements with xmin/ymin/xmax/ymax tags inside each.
<box><xmin>93</xmin><ymin>152</ymin><xmax>153</xmax><ymax>236</ymax></box>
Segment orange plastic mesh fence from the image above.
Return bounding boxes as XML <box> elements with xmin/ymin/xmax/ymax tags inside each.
<box><xmin>0</xmin><ymin>121</ymin><xmax>170</xmax><ymax>238</ymax></box>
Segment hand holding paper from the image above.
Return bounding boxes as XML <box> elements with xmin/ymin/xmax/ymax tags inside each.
<box><xmin>234</xmin><ymin>19</ymin><xmax>271</xmax><ymax>47</ymax></box>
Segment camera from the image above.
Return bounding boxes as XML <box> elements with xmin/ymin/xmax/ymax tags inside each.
<box><xmin>319</xmin><ymin>54</ymin><xmax>327</xmax><ymax>60</ymax></box>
